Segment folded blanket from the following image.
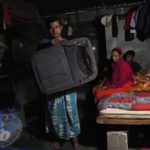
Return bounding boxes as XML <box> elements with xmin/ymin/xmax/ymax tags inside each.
<box><xmin>94</xmin><ymin>81</ymin><xmax>133</xmax><ymax>103</ymax></box>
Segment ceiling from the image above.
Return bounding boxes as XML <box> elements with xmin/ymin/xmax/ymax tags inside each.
<box><xmin>27</xmin><ymin>0</ymin><xmax>150</xmax><ymax>16</ymax></box>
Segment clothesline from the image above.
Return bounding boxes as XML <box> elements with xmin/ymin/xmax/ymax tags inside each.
<box><xmin>43</xmin><ymin>0</ymin><xmax>150</xmax><ymax>18</ymax></box>
<box><xmin>100</xmin><ymin>0</ymin><xmax>150</xmax><ymax>7</ymax></box>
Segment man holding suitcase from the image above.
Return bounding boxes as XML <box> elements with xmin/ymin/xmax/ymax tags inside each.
<box><xmin>39</xmin><ymin>17</ymin><xmax>81</xmax><ymax>150</ymax></box>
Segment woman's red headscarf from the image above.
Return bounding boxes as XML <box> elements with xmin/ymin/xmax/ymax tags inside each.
<box><xmin>112</xmin><ymin>47</ymin><xmax>123</xmax><ymax>58</ymax></box>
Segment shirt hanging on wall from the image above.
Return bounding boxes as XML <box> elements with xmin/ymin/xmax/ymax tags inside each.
<box><xmin>112</xmin><ymin>14</ymin><xmax>118</xmax><ymax>37</ymax></box>
<box><xmin>124</xmin><ymin>10</ymin><xmax>135</xmax><ymax>41</ymax></box>
<box><xmin>101</xmin><ymin>15</ymin><xmax>112</xmax><ymax>27</ymax></box>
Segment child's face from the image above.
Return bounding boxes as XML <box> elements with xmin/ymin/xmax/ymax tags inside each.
<box><xmin>126</xmin><ymin>54</ymin><xmax>133</xmax><ymax>64</ymax></box>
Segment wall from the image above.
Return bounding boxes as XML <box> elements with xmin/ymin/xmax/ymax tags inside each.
<box><xmin>62</xmin><ymin>12</ymin><xmax>107</xmax><ymax>66</ymax></box>
<box><xmin>105</xmin><ymin>18</ymin><xmax>150</xmax><ymax>69</ymax></box>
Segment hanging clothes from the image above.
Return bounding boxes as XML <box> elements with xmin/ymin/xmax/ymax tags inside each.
<box><xmin>0</xmin><ymin>3</ymin><xmax>3</xmax><ymax>33</ymax></box>
<box><xmin>135</xmin><ymin>5</ymin><xmax>143</xmax><ymax>24</ymax></box>
<box><xmin>124</xmin><ymin>10</ymin><xmax>135</xmax><ymax>41</ymax></box>
<box><xmin>2</xmin><ymin>3</ymin><xmax>11</xmax><ymax>26</ymax></box>
<box><xmin>111</xmin><ymin>14</ymin><xmax>118</xmax><ymax>37</ymax></box>
<box><xmin>124</xmin><ymin>10</ymin><xmax>134</xmax><ymax>30</ymax></box>
<box><xmin>143</xmin><ymin>5</ymin><xmax>150</xmax><ymax>40</ymax></box>
<box><xmin>130</xmin><ymin>11</ymin><xmax>136</xmax><ymax>29</ymax></box>
<box><xmin>136</xmin><ymin>3</ymin><xmax>149</xmax><ymax>41</ymax></box>
<box><xmin>125</xmin><ymin>29</ymin><xmax>134</xmax><ymax>41</ymax></box>
<box><xmin>101</xmin><ymin>15</ymin><xmax>112</xmax><ymax>27</ymax></box>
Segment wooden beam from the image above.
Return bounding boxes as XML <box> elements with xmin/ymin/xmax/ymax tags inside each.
<box><xmin>96</xmin><ymin>117</ymin><xmax>150</xmax><ymax>125</ymax></box>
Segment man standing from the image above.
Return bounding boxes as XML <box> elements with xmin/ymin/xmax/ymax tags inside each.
<box><xmin>39</xmin><ymin>17</ymin><xmax>81</xmax><ymax>150</ymax></box>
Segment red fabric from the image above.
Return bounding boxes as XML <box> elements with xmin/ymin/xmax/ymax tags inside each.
<box><xmin>108</xmin><ymin>97</ymin><xmax>134</xmax><ymax>103</ymax></box>
<box><xmin>134</xmin><ymin>92</ymin><xmax>150</xmax><ymax>97</ymax></box>
<box><xmin>93</xmin><ymin>77</ymin><xmax>107</xmax><ymax>95</ymax></box>
<box><xmin>95</xmin><ymin>81</ymin><xmax>133</xmax><ymax>103</ymax></box>
<box><xmin>124</xmin><ymin>11</ymin><xmax>133</xmax><ymax>30</ymax></box>
<box><xmin>131</xmin><ymin>72</ymin><xmax>150</xmax><ymax>92</ymax></box>
<box><xmin>131</xmin><ymin>102</ymin><xmax>150</xmax><ymax>111</ymax></box>
<box><xmin>97</xmin><ymin>91</ymin><xmax>150</xmax><ymax>111</ymax></box>
<box><xmin>2</xmin><ymin>3</ymin><xmax>11</xmax><ymax>25</ymax></box>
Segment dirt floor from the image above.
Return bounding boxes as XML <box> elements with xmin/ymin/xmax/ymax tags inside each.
<box><xmin>11</xmin><ymin>85</ymin><xmax>107</xmax><ymax>150</ymax></box>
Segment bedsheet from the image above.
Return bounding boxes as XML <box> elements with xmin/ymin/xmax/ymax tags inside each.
<box><xmin>97</xmin><ymin>92</ymin><xmax>150</xmax><ymax>111</ymax></box>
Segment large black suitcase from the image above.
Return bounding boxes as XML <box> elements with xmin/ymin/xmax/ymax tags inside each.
<box><xmin>31</xmin><ymin>37</ymin><xmax>97</xmax><ymax>95</ymax></box>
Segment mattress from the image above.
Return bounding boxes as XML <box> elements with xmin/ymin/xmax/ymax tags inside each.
<box><xmin>99</xmin><ymin>108</ymin><xmax>150</xmax><ymax>118</ymax></box>
<box><xmin>96</xmin><ymin>92</ymin><xmax>150</xmax><ymax>125</ymax></box>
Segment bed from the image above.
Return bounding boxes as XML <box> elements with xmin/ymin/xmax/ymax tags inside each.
<box><xmin>96</xmin><ymin>91</ymin><xmax>150</xmax><ymax>150</ymax></box>
<box><xmin>96</xmin><ymin>91</ymin><xmax>150</xmax><ymax>125</ymax></box>
<box><xmin>96</xmin><ymin>71</ymin><xmax>150</xmax><ymax>122</ymax></box>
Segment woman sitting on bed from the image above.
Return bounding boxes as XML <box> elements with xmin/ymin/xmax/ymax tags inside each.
<box><xmin>94</xmin><ymin>47</ymin><xmax>134</xmax><ymax>103</ymax></box>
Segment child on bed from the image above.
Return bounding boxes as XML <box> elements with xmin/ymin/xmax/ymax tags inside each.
<box><xmin>124</xmin><ymin>50</ymin><xmax>142</xmax><ymax>74</ymax></box>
